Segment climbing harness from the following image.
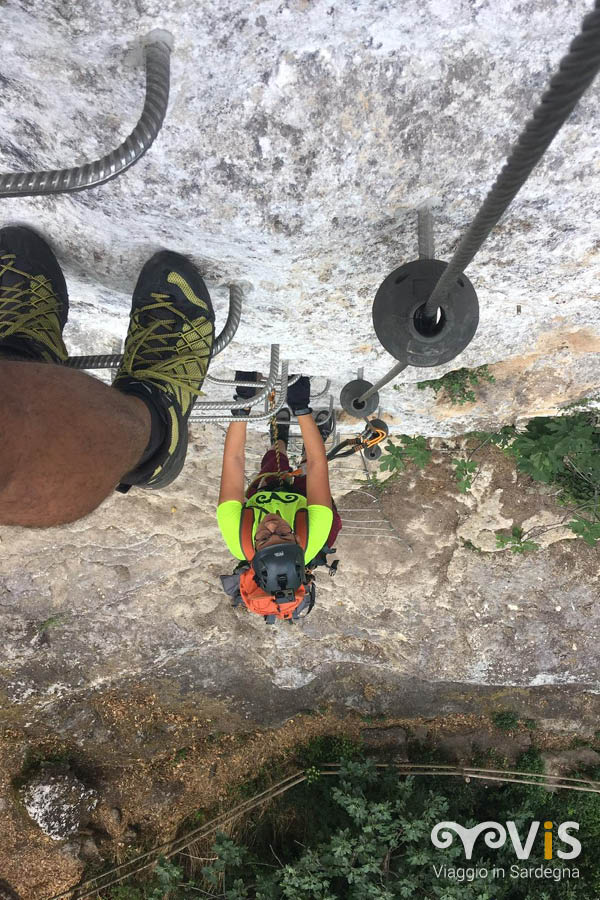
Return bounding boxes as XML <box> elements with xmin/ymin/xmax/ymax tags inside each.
<box><xmin>226</xmin><ymin>404</ymin><xmax>354</xmax><ymax>623</ymax></box>
<box><xmin>245</xmin><ymin>415</ymin><xmax>389</xmax><ymax>495</ymax></box>
<box><xmin>243</xmin><ymin>388</ymin><xmax>295</xmax><ymax>493</ymax></box>
<box><xmin>340</xmin><ymin>2</ymin><xmax>600</xmax><ymax>417</ymax></box>
<box><xmin>269</xmin><ymin>396</ymin><xmax>288</xmax><ymax>487</ymax></box>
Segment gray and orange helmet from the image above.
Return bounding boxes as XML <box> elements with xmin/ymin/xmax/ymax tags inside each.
<box><xmin>239</xmin><ymin>506</ymin><xmax>309</xmax><ymax>596</ymax></box>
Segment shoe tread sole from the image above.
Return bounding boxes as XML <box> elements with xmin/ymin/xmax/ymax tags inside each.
<box><xmin>132</xmin><ymin>249</ymin><xmax>215</xmax><ymax>323</ymax></box>
<box><xmin>0</xmin><ymin>224</ymin><xmax>69</xmax><ymax>327</ymax></box>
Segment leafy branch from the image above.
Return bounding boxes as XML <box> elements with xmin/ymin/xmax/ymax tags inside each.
<box><xmin>452</xmin><ymin>459</ymin><xmax>478</xmax><ymax>493</ymax></box>
<box><xmin>379</xmin><ymin>436</ymin><xmax>432</xmax><ymax>473</ymax></box>
<box><xmin>415</xmin><ymin>364</ymin><xmax>495</xmax><ymax>405</ymax></box>
<box><xmin>495</xmin><ymin>525</ymin><xmax>540</xmax><ymax>554</ymax></box>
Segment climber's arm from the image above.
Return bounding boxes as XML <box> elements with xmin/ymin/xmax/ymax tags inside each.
<box><xmin>218</xmin><ymin>421</ymin><xmax>247</xmax><ymax>504</ymax></box>
<box><xmin>298</xmin><ymin>413</ymin><xmax>332</xmax><ymax>509</ymax></box>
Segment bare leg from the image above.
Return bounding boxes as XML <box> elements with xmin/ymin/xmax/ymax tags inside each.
<box><xmin>269</xmin><ymin>440</ymin><xmax>287</xmax><ymax>455</ymax></box>
<box><xmin>0</xmin><ymin>361</ymin><xmax>151</xmax><ymax>527</ymax></box>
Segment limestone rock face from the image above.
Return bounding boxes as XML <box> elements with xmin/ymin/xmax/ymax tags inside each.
<box><xmin>0</xmin><ymin>0</ymin><xmax>599</xmax><ymax>765</ymax></box>
<box><xmin>0</xmin><ymin>0</ymin><xmax>599</xmax><ymax>434</ymax></box>
<box><xmin>1</xmin><ymin>430</ymin><xmax>599</xmax><ymax>745</ymax></box>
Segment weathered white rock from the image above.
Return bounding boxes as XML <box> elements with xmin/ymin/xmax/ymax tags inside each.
<box><xmin>20</xmin><ymin>770</ymin><xmax>98</xmax><ymax>841</ymax></box>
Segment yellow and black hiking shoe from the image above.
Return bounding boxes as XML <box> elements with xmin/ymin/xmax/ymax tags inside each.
<box><xmin>114</xmin><ymin>249</ymin><xmax>215</xmax><ymax>491</ymax></box>
<box><xmin>0</xmin><ymin>225</ymin><xmax>69</xmax><ymax>363</ymax></box>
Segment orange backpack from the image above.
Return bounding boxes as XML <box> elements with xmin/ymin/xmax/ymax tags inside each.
<box><xmin>237</xmin><ymin>567</ymin><xmax>314</xmax><ymax>622</ymax></box>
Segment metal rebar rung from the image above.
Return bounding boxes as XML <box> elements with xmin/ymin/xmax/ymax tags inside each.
<box><xmin>355</xmin><ymin>360</ymin><xmax>408</xmax><ymax>405</ymax></box>
<box><xmin>189</xmin><ymin>359</ymin><xmax>289</xmax><ymax>424</ymax></box>
<box><xmin>191</xmin><ymin>344</ymin><xmax>281</xmax><ymax>415</ymax></box>
<box><xmin>0</xmin><ymin>31</ymin><xmax>174</xmax><ymax>198</ymax></box>
<box><xmin>65</xmin><ymin>282</ymin><xmax>243</xmax><ymax>370</ymax></box>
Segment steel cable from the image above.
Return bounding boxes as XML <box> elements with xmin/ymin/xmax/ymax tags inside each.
<box><xmin>44</xmin><ymin>763</ymin><xmax>600</xmax><ymax>900</ymax></box>
<box><xmin>424</xmin><ymin>1</ymin><xmax>600</xmax><ymax>318</ymax></box>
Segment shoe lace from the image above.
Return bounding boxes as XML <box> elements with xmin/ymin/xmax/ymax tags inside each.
<box><xmin>0</xmin><ymin>254</ymin><xmax>65</xmax><ymax>355</ymax></box>
<box><xmin>122</xmin><ymin>293</ymin><xmax>214</xmax><ymax>393</ymax></box>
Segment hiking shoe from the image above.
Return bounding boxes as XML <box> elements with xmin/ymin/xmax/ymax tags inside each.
<box><xmin>0</xmin><ymin>225</ymin><xmax>69</xmax><ymax>363</ymax></box>
<box><xmin>114</xmin><ymin>249</ymin><xmax>215</xmax><ymax>490</ymax></box>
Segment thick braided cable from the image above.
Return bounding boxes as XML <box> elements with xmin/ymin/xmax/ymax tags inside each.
<box><xmin>272</xmin><ymin>404</ymin><xmax>282</xmax><ymax>479</ymax></box>
<box><xmin>244</xmin><ymin>395</ymin><xmax>291</xmax><ymax>495</ymax></box>
<box><xmin>424</xmin><ymin>1</ymin><xmax>600</xmax><ymax>317</ymax></box>
<box><xmin>269</xmin><ymin>389</ymin><xmax>292</xmax><ymax>489</ymax></box>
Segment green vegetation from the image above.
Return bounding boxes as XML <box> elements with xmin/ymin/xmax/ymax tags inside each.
<box><xmin>562</xmin><ymin>397</ymin><xmax>592</xmax><ymax>410</ymax></box>
<box><xmin>225</xmin><ymin>734</ymin><xmax>362</xmax><ymax>803</ymax></box>
<box><xmin>36</xmin><ymin>613</ymin><xmax>68</xmax><ymax>635</ymax></box>
<box><xmin>452</xmin><ymin>458</ymin><xmax>478</xmax><ymax>493</ymax></box>
<box><xmin>495</xmin><ymin>526</ymin><xmax>540</xmax><ymax>554</ymax></box>
<box><xmin>378</xmin><ymin>435</ymin><xmax>432</xmax><ymax>474</ymax></box>
<box><xmin>361</xmin><ymin>712</ymin><xmax>388</xmax><ymax>724</ymax></box>
<box><xmin>491</xmin><ymin>710</ymin><xmax>520</xmax><ymax>732</ymax></box>
<box><xmin>108</xmin><ymin>886</ymin><xmax>144</xmax><ymax>900</ymax></box>
<box><xmin>506</xmin><ymin>415</ymin><xmax>599</xmax><ymax>499</ymax></box>
<box><xmin>414</xmin><ymin>364</ymin><xmax>495</xmax><ymax>405</ymax></box>
<box><xmin>489</xmin><ymin>711</ymin><xmax>540</xmax><ymax>734</ymax></box>
<box><xmin>173</xmin><ymin>747</ymin><xmax>189</xmax><ymax>764</ymax></box>
<box><xmin>569</xmin><ymin>518</ymin><xmax>600</xmax><ymax>547</ymax></box>
<box><xmin>470</xmin><ymin>745</ymin><xmax>510</xmax><ymax>769</ymax></box>
<box><xmin>358</xmin><ymin>471</ymin><xmax>389</xmax><ymax>495</ymax></box>
<box><xmin>99</xmin><ymin>743</ymin><xmax>600</xmax><ymax>899</ymax></box>
<box><xmin>460</xmin><ymin>537</ymin><xmax>484</xmax><ymax>554</ymax></box>
<box><xmin>514</xmin><ymin>746</ymin><xmax>545</xmax><ymax>774</ymax></box>
<box><xmin>502</xmin><ymin>413</ymin><xmax>600</xmax><ymax>546</ymax></box>
<box><xmin>570</xmin><ymin>737</ymin><xmax>593</xmax><ymax>750</ymax></box>
<box><xmin>378</xmin><ymin>411</ymin><xmax>600</xmax><ymax>547</ymax></box>
<box><xmin>298</xmin><ymin>733</ymin><xmax>364</xmax><ymax>766</ymax></box>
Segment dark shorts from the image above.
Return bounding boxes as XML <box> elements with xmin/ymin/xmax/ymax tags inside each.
<box><xmin>246</xmin><ymin>448</ymin><xmax>342</xmax><ymax>548</ymax></box>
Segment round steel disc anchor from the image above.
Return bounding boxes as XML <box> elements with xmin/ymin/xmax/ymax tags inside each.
<box><xmin>372</xmin><ymin>259</ymin><xmax>479</xmax><ymax>367</ymax></box>
<box><xmin>340</xmin><ymin>379</ymin><xmax>380</xmax><ymax>417</ymax></box>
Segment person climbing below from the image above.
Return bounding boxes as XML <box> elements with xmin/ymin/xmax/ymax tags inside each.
<box><xmin>0</xmin><ymin>224</ymin><xmax>214</xmax><ymax>527</ymax></box>
<box><xmin>217</xmin><ymin>372</ymin><xmax>342</xmax><ymax>622</ymax></box>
